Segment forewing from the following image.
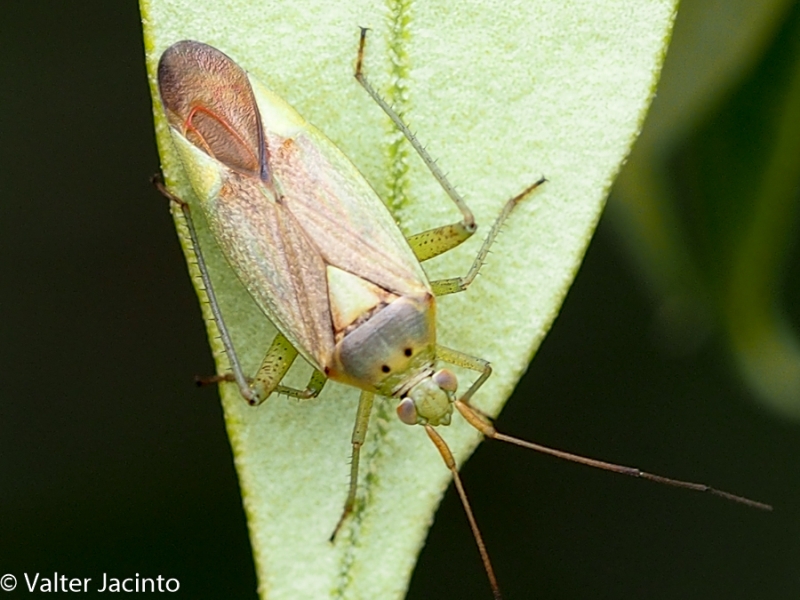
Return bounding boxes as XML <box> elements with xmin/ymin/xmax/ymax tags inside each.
<box><xmin>159</xmin><ymin>41</ymin><xmax>335</xmax><ymax>366</ymax></box>
<box><xmin>248</xmin><ymin>78</ymin><xmax>430</xmax><ymax>299</ymax></box>
<box><xmin>271</xmin><ymin>130</ymin><xmax>430</xmax><ymax>298</ymax></box>
<box><xmin>207</xmin><ymin>174</ymin><xmax>334</xmax><ymax>365</ymax></box>
<box><xmin>158</xmin><ymin>41</ymin><xmax>265</xmax><ymax>180</ymax></box>
<box><xmin>159</xmin><ymin>41</ymin><xmax>431</xmax><ymax>370</ymax></box>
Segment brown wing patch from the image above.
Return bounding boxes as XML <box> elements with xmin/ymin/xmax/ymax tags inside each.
<box><xmin>158</xmin><ymin>41</ymin><xmax>265</xmax><ymax>179</ymax></box>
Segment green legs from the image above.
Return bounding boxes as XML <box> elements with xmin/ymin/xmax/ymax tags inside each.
<box><xmin>331</xmin><ymin>30</ymin><xmax>543</xmax><ymax>543</ymax></box>
<box><xmin>331</xmin><ymin>391</ymin><xmax>375</xmax><ymax>540</ymax></box>
<box><xmin>356</xmin><ymin>29</ymin><xmax>544</xmax><ymax>297</ymax></box>
<box><xmin>252</xmin><ymin>334</ymin><xmax>327</xmax><ymax>404</ymax></box>
<box><xmin>428</xmin><ymin>178</ymin><xmax>546</xmax><ymax>297</ymax></box>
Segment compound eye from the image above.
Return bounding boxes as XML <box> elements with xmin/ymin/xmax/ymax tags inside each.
<box><xmin>432</xmin><ymin>369</ymin><xmax>458</xmax><ymax>393</ymax></box>
<box><xmin>396</xmin><ymin>397</ymin><xmax>418</xmax><ymax>425</ymax></box>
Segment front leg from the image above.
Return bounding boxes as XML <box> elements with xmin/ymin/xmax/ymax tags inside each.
<box><xmin>436</xmin><ymin>344</ymin><xmax>492</xmax><ymax>406</ymax></box>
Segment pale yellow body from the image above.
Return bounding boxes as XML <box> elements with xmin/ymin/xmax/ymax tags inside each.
<box><xmin>161</xmin><ymin>41</ymin><xmax>439</xmax><ymax>400</ymax></box>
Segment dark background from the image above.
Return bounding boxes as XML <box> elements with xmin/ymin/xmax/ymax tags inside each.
<box><xmin>2</xmin><ymin>3</ymin><xmax>797</xmax><ymax>599</ymax></box>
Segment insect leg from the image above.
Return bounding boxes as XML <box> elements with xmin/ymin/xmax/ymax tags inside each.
<box><xmin>153</xmin><ymin>176</ymin><xmax>258</xmax><ymax>404</ymax></box>
<box><xmin>252</xmin><ymin>335</ymin><xmax>328</xmax><ymax>403</ymax></box>
<box><xmin>246</xmin><ymin>332</ymin><xmax>299</xmax><ymax>403</ymax></box>
<box><xmin>154</xmin><ymin>176</ymin><xmax>325</xmax><ymax>405</ymax></box>
<box><xmin>276</xmin><ymin>369</ymin><xmax>327</xmax><ymax>400</ymax></box>
<box><xmin>355</xmin><ymin>28</ymin><xmax>477</xmax><ymax>233</ymax></box>
<box><xmin>331</xmin><ymin>390</ymin><xmax>375</xmax><ymax>540</ymax></box>
<box><xmin>196</xmin><ymin>336</ymin><xmax>325</xmax><ymax>402</ymax></box>
<box><xmin>430</xmin><ymin>178</ymin><xmax>546</xmax><ymax>297</ymax></box>
<box><xmin>406</xmin><ymin>223</ymin><xmax>475</xmax><ymax>262</ymax></box>
<box><xmin>356</xmin><ymin>28</ymin><xmax>545</xmax><ymax>270</ymax></box>
<box><xmin>436</xmin><ymin>345</ymin><xmax>492</xmax><ymax>406</ymax></box>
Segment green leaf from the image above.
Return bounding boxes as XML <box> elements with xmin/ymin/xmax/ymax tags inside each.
<box><xmin>140</xmin><ymin>1</ymin><xmax>676</xmax><ymax>597</ymax></box>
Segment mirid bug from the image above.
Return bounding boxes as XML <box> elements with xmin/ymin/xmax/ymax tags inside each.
<box><xmin>153</xmin><ymin>32</ymin><xmax>770</xmax><ymax>599</ymax></box>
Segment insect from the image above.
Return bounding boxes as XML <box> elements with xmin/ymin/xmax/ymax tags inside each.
<box><xmin>154</xmin><ymin>32</ymin><xmax>771</xmax><ymax>599</ymax></box>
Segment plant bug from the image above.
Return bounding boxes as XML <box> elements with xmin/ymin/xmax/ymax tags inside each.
<box><xmin>153</xmin><ymin>31</ymin><xmax>771</xmax><ymax>599</ymax></box>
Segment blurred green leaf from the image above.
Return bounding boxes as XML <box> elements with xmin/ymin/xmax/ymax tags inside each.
<box><xmin>611</xmin><ymin>0</ymin><xmax>800</xmax><ymax>418</ymax></box>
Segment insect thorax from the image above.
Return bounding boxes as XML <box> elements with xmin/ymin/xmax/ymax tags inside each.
<box><xmin>327</xmin><ymin>293</ymin><xmax>437</xmax><ymax>396</ymax></box>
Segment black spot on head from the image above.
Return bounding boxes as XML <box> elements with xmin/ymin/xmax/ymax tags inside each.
<box><xmin>404</xmin><ymin>348</ymin><xmax>413</xmax><ymax>357</ymax></box>
<box><xmin>381</xmin><ymin>365</ymin><xmax>390</xmax><ymax>373</ymax></box>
